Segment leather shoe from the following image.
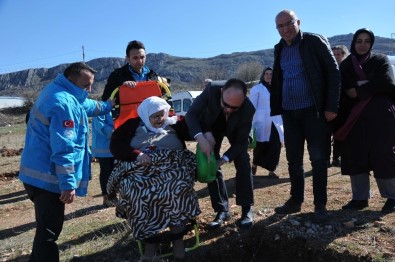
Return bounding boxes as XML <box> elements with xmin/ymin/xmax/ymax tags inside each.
<box><xmin>268</xmin><ymin>171</ymin><xmax>279</xmax><ymax>179</ymax></box>
<box><xmin>236</xmin><ymin>206</ymin><xmax>253</xmax><ymax>229</ymax></box>
<box><xmin>341</xmin><ymin>200</ymin><xmax>368</xmax><ymax>210</ymax></box>
<box><xmin>274</xmin><ymin>198</ymin><xmax>302</xmax><ymax>214</ymax></box>
<box><xmin>381</xmin><ymin>199</ymin><xmax>395</xmax><ymax>214</ymax></box>
<box><xmin>207</xmin><ymin>211</ymin><xmax>230</xmax><ymax>229</ymax></box>
<box><xmin>313</xmin><ymin>206</ymin><xmax>329</xmax><ymax>223</ymax></box>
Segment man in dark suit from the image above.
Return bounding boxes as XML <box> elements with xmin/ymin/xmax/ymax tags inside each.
<box><xmin>185</xmin><ymin>78</ymin><xmax>255</xmax><ymax>229</ymax></box>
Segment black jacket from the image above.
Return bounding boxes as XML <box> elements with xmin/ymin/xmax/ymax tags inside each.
<box><xmin>340</xmin><ymin>53</ymin><xmax>395</xmax><ymax>101</ymax></box>
<box><xmin>101</xmin><ymin>64</ymin><xmax>158</xmax><ymax>101</ymax></box>
<box><xmin>271</xmin><ymin>31</ymin><xmax>340</xmax><ymax>116</ymax></box>
<box><xmin>185</xmin><ymin>82</ymin><xmax>255</xmax><ymax>162</ymax></box>
<box><xmin>336</xmin><ymin>53</ymin><xmax>395</xmax><ymax>129</ymax></box>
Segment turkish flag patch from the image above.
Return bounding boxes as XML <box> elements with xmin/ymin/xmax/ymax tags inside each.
<box><xmin>63</xmin><ymin>120</ymin><xmax>74</xmax><ymax>128</ymax></box>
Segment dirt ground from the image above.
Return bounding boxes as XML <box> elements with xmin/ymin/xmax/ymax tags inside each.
<box><xmin>0</xmin><ymin>109</ymin><xmax>395</xmax><ymax>262</ymax></box>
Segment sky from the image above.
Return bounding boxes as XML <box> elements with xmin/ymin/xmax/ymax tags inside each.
<box><xmin>1</xmin><ymin>0</ymin><xmax>394</xmax><ymax>74</ymax></box>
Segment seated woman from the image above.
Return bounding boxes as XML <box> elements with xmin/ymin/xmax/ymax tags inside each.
<box><xmin>107</xmin><ymin>96</ymin><xmax>201</xmax><ymax>261</ymax></box>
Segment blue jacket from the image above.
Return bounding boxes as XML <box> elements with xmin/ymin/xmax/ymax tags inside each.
<box><xmin>19</xmin><ymin>74</ymin><xmax>113</xmax><ymax>196</ymax></box>
<box><xmin>91</xmin><ymin>112</ymin><xmax>114</xmax><ymax>158</ymax></box>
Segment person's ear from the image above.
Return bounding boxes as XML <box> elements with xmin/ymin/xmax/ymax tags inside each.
<box><xmin>67</xmin><ymin>75</ymin><xmax>77</xmax><ymax>86</ymax></box>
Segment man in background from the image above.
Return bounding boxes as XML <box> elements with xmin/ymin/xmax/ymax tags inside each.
<box><xmin>327</xmin><ymin>45</ymin><xmax>349</xmax><ymax>167</ymax></box>
<box><xmin>101</xmin><ymin>40</ymin><xmax>172</xmax><ymax>118</ymax></box>
<box><xmin>102</xmin><ymin>40</ymin><xmax>159</xmax><ymax>102</ymax></box>
<box><xmin>332</xmin><ymin>45</ymin><xmax>349</xmax><ymax>65</ymax></box>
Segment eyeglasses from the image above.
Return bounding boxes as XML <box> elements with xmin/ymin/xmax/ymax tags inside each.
<box><xmin>276</xmin><ymin>19</ymin><xmax>296</xmax><ymax>30</ymax></box>
<box><xmin>221</xmin><ymin>92</ymin><xmax>241</xmax><ymax>110</ymax></box>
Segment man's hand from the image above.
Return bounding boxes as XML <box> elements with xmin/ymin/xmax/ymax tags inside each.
<box><xmin>325</xmin><ymin>111</ymin><xmax>337</xmax><ymax>121</ymax></box>
<box><xmin>196</xmin><ymin>134</ymin><xmax>212</xmax><ymax>161</ymax></box>
<box><xmin>123</xmin><ymin>80</ymin><xmax>137</xmax><ymax>87</ymax></box>
<box><xmin>203</xmin><ymin>132</ymin><xmax>216</xmax><ymax>149</ymax></box>
<box><xmin>345</xmin><ymin>88</ymin><xmax>358</xmax><ymax>98</ymax></box>
<box><xmin>60</xmin><ymin>189</ymin><xmax>75</xmax><ymax>204</ymax></box>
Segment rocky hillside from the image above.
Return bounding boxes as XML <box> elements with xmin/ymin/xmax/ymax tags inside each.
<box><xmin>0</xmin><ymin>34</ymin><xmax>394</xmax><ymax>96</ymax></box>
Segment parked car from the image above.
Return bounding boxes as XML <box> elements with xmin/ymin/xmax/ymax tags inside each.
<box><xmin>171</xmin><ymin>91</ymin><xmax>202</xmax><ymax>116</ymax></box>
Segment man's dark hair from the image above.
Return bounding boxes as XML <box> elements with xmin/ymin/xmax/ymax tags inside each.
<box><xmin>126</xmin><ymin>40</ymin><xmax>146</xmax><ymax>56</ymax></box>
<box><xmin>223</xmin><ymin>78</ymin><xmax>247</xmax><ymax>96</ymax></box>
<box><xmin>64</xmin><ymin>62</ymin><xmax>96</xmax><ymax>78</ymax></box>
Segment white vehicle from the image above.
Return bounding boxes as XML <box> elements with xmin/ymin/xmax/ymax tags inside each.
<box><xmin>171</xmin><ymin>91</ymin><xmax>202</xmax><ymax>116</ymax></box>
<box><xmin>0</xmin><ymin>96</ymin><xmax>25</xmax><ymax>109</ymax></box>
<box><xmin>388</xmin><ymin>55</ymin><xmax>395</xmax><ymax>75</ymax></box>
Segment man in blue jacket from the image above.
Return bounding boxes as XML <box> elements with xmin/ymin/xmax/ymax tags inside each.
<box><xmin>91</xmin><ymin>112</ymin><xmax>114</xmax><ymax>207</ymax></box>
<box><xmin>19</xmin><ymin>62</ymin><xmax>114</xmax><ymax>261</ymax></box>
<box><xmin>270</xmin><ymin>10</ymin><xmax>340</xmax><ymax>222</ymax></box>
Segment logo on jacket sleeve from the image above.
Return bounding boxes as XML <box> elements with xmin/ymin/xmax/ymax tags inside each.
<box><xmin>63</xmin><ymin>120</ymin><xmax>74</xmax><ymax>128</ymax></box>
<box><xmin>64</xmin><ymin>129</ymin><xmax>75</xmax><ymax>140</ymax></box>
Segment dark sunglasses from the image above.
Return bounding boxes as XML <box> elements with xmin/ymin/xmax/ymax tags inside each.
<box><xmin>221</xmin><ymin>92</ymin><xmax>241</xmax><ymax>110</ymax></box>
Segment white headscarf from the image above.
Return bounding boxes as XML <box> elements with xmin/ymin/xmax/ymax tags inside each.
<box><xmin>137</xmin><ymin>96</ymin><xmax>177</xmax><ymax>134</ymax></box>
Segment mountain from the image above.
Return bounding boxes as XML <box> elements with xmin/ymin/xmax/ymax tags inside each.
<box><xmin>0</xmin><ymin>34</ymin><xmax>394</xmax><ymax>96</ymax></box>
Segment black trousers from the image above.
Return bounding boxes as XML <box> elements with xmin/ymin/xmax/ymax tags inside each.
<box><xmin>97</xmin><ymin>157</ymin><xmax>115</xmax><ymax>195</ymax></box>
<box><xmin>208</xmin><ymin>135</ymin><xmax>254</xmax><ymax>212</ymax></box>
<box><xmin>24</xmin><ymin>184</ymin><xmax>64</xmax><ymax>262</ymax></box>
<box><xmin>282</xmin><ymin>107</ymin><xmax>329</xmax><ymax>206</ymax></box>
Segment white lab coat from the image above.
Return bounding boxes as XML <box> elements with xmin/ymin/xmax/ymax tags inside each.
<box><xmin>249</xmin><ymin>83</ymin><xmax>284</xmax><ymax>143</ymax></box>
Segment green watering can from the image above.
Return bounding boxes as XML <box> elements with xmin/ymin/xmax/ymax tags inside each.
<box><xmin>195</xmin><ymin>144</ymin><xmax>217</xmax><ymax>183</ymax></box>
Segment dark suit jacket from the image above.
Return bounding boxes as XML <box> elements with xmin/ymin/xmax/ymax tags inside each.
<box><xmin>185</xmin><ymin>82</ymin><xmax>255</xmax><ymax>162</ymax></box>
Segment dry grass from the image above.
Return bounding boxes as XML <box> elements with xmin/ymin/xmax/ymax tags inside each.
<box><xmin>0</xmin><ymin>110</ymin><xmax>395</xmax><ymax>262</ymax></box>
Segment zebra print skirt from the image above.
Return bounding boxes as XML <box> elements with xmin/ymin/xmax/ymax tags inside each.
<box><xmin>107</xmin><ymin>148</ymin><xmax>201</xmax><ymax>240</ymax></box>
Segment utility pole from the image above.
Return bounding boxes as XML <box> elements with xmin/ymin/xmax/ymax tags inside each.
<box><xmin>82</xmin><ymin>45</ymin><xmax>85</xmax><ymax>62</ymax></box>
